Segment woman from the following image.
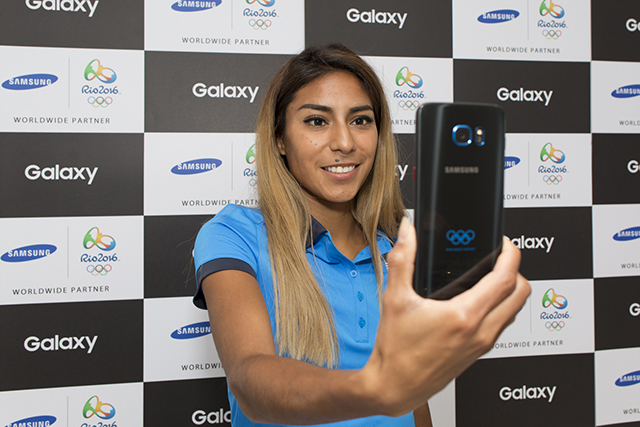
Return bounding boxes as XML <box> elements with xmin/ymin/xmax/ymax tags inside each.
<box><xmin>193</xmin><ymin>44</ymin><xmax>530</xmax><ymax>426</ymax></box>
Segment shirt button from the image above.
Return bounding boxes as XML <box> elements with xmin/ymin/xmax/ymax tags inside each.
<box><xmin>350</xmin><ymin>270</ymin><xmax>357</xmax><ymax>277</ymax></box>
<box><xmin>357</xmin><ymin>292</ymin><xmax>364</xmax><ymax>302</ymax></box>
<box><xmin>358</xmin><ymin>318</ymin><xmax>366</xmax><ymax>329</ymax></box>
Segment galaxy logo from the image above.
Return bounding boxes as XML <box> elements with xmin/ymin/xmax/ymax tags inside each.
<box><xmin>171</xmin><ymin>0</ymin><xmax>221</xmax><ymax>12</ymax></box>
<box><xmin>478</xmin><ymin>10</ymin><xmax>519</xmax><ymax>24</ymax></box>
<box><xmin>2</xmin><ymin>73</ymin><xmax>58</xmax><ymax>90</ymax></box>
<box><xmin>612</xmin><ymin>85</ymin><xmax>640</xmax><ymax>99</ymax></box>
<box><xmin>615</xmin><ymin>371</ymin><xmax>640</xmax><ymax>387</ymax></box>
<box><xmin>613</xmin><ymin>226</ymin><xmax>640</xmax><ymax>241</ymax></box>
<box><xmin>83</xmin><ymin>395</ymin><xmax>116</xmax><ymax>420</ymax></box>
<box><xmin>1</xmin><ymin>244</ymin><xmax>57</xmax><ymax>262</ymax></box>
<box><xmin>5</xmin><ymin>416</ymin><xmax>57</xmax><ymax>427</ymax></box>
<box><xmin>171</xmin><ymin>321</ymin><xmax>211</xmax><ymax>339</ymax></box>
<box><xmin>504</xmin><ymin>156</ymin><xmax>521</xmax><ymax>170</ymax></box>
<box><xmin>171</xmin><ymin>158</ymin><xmax>222</xmax><ymax>175</ymax></box>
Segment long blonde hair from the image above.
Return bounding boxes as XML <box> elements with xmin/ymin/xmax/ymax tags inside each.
<box><xmin>255</xmin><ymin>44</ymin><xmax>405</xmax><ymax>367</ymax></box>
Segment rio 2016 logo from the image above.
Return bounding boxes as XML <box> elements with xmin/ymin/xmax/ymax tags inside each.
<box><xmin>539</xmin><ymin>0</ymin><xmax>564</xmax><ymax>19</ymax></box>
<box><xmin>83</xmin><ymin>395</ymin><xmax>116</xmax><ymax>420</ymax></box>
<box><xmin>394</xmin><ymin>66</ymin><xmax>424</xmax><ymax>107</ymax></box>
<box><xmin>82</xmin><ymin>59</ymin><xmax>118</xmax><ymax>108</ymax></box>
<box><xmin>539</xmin><ymin>142</ymin><xmax>566</xmax><ymax>185</ymax></box>
<box><xmin>81</xmin><ymin>227</ymin><xmax>118</xmax><ymax>275</ymax></box>
<box><xmin>541</xmin><ymin>288</ymin><xmax>569</xmax><ymax>331</ymax></box>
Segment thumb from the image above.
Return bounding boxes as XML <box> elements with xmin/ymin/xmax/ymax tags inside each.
<box><xmin>386</xmin><ymin>217</ymin><xmax>417</xmax><ymax>294</ymax></box>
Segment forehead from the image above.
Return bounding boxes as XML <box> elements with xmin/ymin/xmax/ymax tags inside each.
<box><xmin>288</xmin><ymin>71</ymin><xmax>372</xmax><ymax>107</ymax></box>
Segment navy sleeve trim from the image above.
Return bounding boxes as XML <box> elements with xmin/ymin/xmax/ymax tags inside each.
<box><xmin>193</xmin><ymin>258</ymin><xmax>257</xmax><ymax>309</ymax></box>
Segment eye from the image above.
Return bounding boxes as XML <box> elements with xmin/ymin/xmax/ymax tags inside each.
<box><xmin>303</xmin><ymin>116</ymin><xmax>327</xmax><ymax>127</ymax></box>
<box><xmin>351</xmin><ymin>115</ymin><xmax>374</xmax><ymax>126</ymax></box>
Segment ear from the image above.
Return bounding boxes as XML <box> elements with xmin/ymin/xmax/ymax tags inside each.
<box><xmin>277</xmin><ymin>138</ymin><xmax>286</xmax><ymax>156</ymax></box>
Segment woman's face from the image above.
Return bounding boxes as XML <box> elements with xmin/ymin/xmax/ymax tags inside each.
<box><xmin>278</xmin><ymin>71</ymin><xmax>378</xmax><ymax>210</ymax></box>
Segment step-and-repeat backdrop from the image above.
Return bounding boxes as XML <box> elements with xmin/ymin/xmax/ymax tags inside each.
<box><xmin>1</xmin><ymin>1</ymin><xmax>639</xmax><ymax>426</ymax></box>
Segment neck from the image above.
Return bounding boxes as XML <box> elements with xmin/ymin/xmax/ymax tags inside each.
<box><xmin>306</xmin><ymin>197</ymin><xmax>367</xmax><ymax>260</ymax></box>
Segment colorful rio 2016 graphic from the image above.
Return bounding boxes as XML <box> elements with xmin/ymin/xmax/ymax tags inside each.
<box><xmin>539</xmin><ymin>0</ymin><xmax>564</xmax><ymax>19</ymax></box>
<box><xmin>246</xmin><ymin>0</ymin><xmax>275</xmax><ymax>7</ymax></box>
<box><xmin>542</xmin><ymin>288</ymin><xmax>568</xmax><ymax>309</ymax></box>
<box><xmin>84</xmin><ymin>59</ymin><xmax>117</xmax><ymax>84</ymax></box>
<box><xmin>83</xmin><ymin>227</ymin><xmax>116</xmax><ymax>251</ymax></box>
<box><xmin>395</xmin><ymin>66</ymin><xmax>423</xmax><ymax>89</ymax></box>
<box><xmin>83</xmin><ymin>395</ymin><xmax>116</xmax><ymax>420</ymax></box>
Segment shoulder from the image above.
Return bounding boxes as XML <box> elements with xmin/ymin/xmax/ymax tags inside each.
<box><xmin>197</xmin><ymin>204</ymin><xmax>265</xmax><ymax>239</ymax></box>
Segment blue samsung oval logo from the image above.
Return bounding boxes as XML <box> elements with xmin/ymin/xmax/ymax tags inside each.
<box><xmin>6</xmin><ymin>416</ymin><xmax>57</xmax><ymax>427</ymax></box>
<box><xmin>504</xmin><ymin>156</ymin><xmax>521</xmax><ymax>170</ymax></box>
<box><xmin>171</xmin><ymin>321</ymin><xmax>212</xmax><ymax>339</ymax></box>
<box><xmin>171</xmin><ymin>158</ymin><xmax>222</xmax><ymax>175</ymax></box>
<box><xmin>1</xmin><ymin>244</ymin><xmax>57</xmax><ymax>262</ymax></box>
<box><xmin>171</xmin><ymin>0</ymin><xmax>221</xmax><ymax>12</ymax></box>
<box><xmin>613</xmin><ymin>226</ymin><xmax>640</xmax><ymax>241</ymax></box>
<box><xmin>478</xmin><ymin>10</ymin><xmax>519</xmax><ymax>24</ymax></box>
<box><xmin>612</xmin><ymin>84</ymin><xmax>640</xmax><ymax>98</ymax></box>
<box><xmin>2</xmin><ymin>74</ymin><xmax>58</xmax><ymax>90</ymax></box>
<box><xmin>615</xmin><ymin>370</ymin><xmax>640</xmax><ymax>387</ymax></box>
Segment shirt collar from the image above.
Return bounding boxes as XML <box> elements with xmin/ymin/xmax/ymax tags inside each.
<box><xmin>306</xmin><ymin>216</ymin><xmax>328</xmax><ymax>249</ymax></box>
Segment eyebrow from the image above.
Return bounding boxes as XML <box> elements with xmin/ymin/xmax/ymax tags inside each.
<box><xmin>297</xmin><ymin>104</ymin><xmax>374</xmax><ymax>114</ymax></box>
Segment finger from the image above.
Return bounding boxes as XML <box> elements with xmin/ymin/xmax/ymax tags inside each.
<box><xmin>385</xmin><ymin>217</ymin><xmax>417</xmax><ymax>294</ymax></box>
<box><xmin>452</xmin><ymin>237</ymin><xmax>522</xmax><ymax>318</ymax></box>
<box><xmin>474</xmin><ymin>272</ymin><xmax>531</xmax><ymax>350</ymax></box>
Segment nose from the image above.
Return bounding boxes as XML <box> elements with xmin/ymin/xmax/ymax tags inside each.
<box><xmin>329</xmin><ymin>121</ymin><xmax>356</xmax><ymax>154</ymax></box>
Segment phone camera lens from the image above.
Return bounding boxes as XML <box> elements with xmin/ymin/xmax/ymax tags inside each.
<box><xmin>452</xmin><ymin>125</ymin><xmax>472</xmax><ymax>146</ymax></box>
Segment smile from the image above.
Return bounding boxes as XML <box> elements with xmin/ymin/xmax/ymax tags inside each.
<box><xmin>323</xmin><ymin>165</ymin><xmax>356</xmax><ymax>174</ymax></box>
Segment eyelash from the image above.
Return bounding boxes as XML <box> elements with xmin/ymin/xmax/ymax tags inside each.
<box><xmin>302</xmin><ymin>115</ymin><xmax>374</xmax><ymax>127</ymax></box>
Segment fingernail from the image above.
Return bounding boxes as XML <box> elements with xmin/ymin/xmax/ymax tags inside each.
<box><xmin>397</xmin><ymin>217</ymin><xmax>409</xmax><ymax>243</ymax></box>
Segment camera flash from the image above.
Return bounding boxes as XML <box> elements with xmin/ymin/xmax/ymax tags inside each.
<box><xmin>474</xmin><ymin>127</ymin><xmax>485</xmax><ymax>146</ymax></box>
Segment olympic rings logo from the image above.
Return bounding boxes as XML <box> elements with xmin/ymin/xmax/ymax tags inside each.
<box><xmin>395</xmin><ymin>66</ymin><xmax>423</xmax><ymax>89</ymax></box>
<box><xmin>545</xmin><ymin>321</ymin><xmax>565</xmax><ymax>331</ymax></box>
<box><xmin>540</xmin><ymin>142</ymin><xmax>565</xmax><ymax>163</ymax></box>
<box><xmin>83</xmin><ymin>395</ymin><xmax>116</xmax><ymax>420</ymax></box>
<box><xmin>542</xmin><ymin>288</ymin><xmax>568</xmax><ymax>309</ymax></box>
<box><xmin>246</xmin><ymin>0</ymin><xmax>274</xmax><ymax>6</ymax></box>
<box><xmin>249</xmin><ymin>19</ymin><xmax>271</xmax><ymax>30</ymax></box>
<box><xmin>446</xmin><ymin>229</ymin><xmax>476</xmax><ymax>246</ymax></box>
<box><xmin>84</xmin><ymin>59</ymin><xmax>117</xmax><ymax>84</ymax></box>
<box><xmin>86</xmin><ymin>264</ymin><xmax>112</xmax><ymax>276</ymax></box>
<box><xmin>543</xmin><ymin>174</ymin><xmax>562</xmax><ymax>185</ymax></box>
<box><xmin>88</xmin><ymin>96</ymin><xmax>113</xmax><ymax>108</ymax></box>
<box><xmin>398</xmin><ymin>100</ymin><xmax>420</xmax><ymax>111</ymax></box>
<box><xmin>542</xmin><ymin>29</ymin><xmax>562</xmax><ymax>39</ymax></box>
<box><xmin>249</xmin><ymin>178</ymin><xmax>257</xmax><ymax>189</ymax></box>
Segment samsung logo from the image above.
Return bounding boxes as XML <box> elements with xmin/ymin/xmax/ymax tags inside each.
<box><xmin>505</xmin><ymin>156</ymin><xmax>521</xmax><ymax>170</ymax></box>
<box><xmin>2</xmin><ymin>73</ymin><xmax>58</xmax><ymax>90</ymax></box>
<box><xmin>1</xmin><ymin>244</ymin><xmax>57</xmax><ymax>262</ymax></box>
<box><xmin>6</xmin><ymin>415</ymin><xmax>57</xmax><ymax>427</ymax></box>
<box><xmin>171</xmin><ymin>0</ymin><xmax>221</xmax><ymax>12</ymax></box>
<box><xmin>171</xmin><ymin>321</ymin><xmax>212</xmax><ymax>339</ymax></box>
<box><xmin>615</xmin><ymin>370</ymin><xmax>640</xmax><ymax>387</ymax></box>
<box><xmin>445</xmin><ymin>166</ymin><xmax>479</xmax><ymax>174</ymax></box>
<box><xmin>613</xmin><ymin>226</ymin><xmax>640</xmax><ymax>241</ymax></box>
<box><xmin>478</xmin><ymin>9</ymin><xmax>519</xmax><ymax>24</ymax></box>
<box><xmin>171</xmin><ymin>159</ymin><xmax>222</xmax><ymax>175</ymax></box>
<box><xmin>612</xmin><ymin>84</ymin><xmax>640</xmax><ymax>98</ymax></box>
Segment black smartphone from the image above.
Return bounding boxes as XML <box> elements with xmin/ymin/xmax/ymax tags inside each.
<box><xmin>413</xmin><ymin>103</ymin><xmax>505</xmax><ymax>299</ymax></box>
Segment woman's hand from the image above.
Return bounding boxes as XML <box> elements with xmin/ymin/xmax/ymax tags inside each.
<box><xmin>361</xmin><ymin>217</ymin><xmax>531</xmax><ymax>416</ymax></box>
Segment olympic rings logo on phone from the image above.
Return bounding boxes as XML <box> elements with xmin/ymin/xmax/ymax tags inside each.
<box><xmin>446</xmin><ymin>229</ymin><xmax>476</xmax><ymax>246</ymax></box>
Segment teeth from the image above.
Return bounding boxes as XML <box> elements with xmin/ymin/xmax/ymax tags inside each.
<box><xmin>325</xmin><ymin>166</ymin><xmax>355</xmax><ymax>174</ymax></box>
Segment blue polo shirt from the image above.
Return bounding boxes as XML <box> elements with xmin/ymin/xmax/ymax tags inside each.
<box><xmin>194</xmin><ymin>204</ymin><xmax>414</xmax><ymax>427</ymax></box>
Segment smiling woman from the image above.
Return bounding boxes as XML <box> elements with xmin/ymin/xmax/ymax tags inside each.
<box><xmin>192</xmin><ymin>44</ymin><xmax>529</xmax><ymax>427</ymax></box>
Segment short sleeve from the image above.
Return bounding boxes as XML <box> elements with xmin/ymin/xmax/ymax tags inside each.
<box><xmin>193</xmin><ymin>205</ymin><xmax>262</xmax><ymax>309</ymax></box>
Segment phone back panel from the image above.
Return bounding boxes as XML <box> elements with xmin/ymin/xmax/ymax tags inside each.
<box><xmin>414</xmin><ymin>103</ymin><xmax>505</xmax><ymax>299</ymax></box>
